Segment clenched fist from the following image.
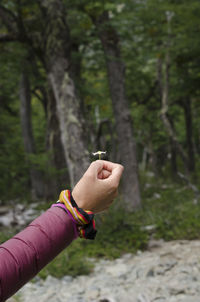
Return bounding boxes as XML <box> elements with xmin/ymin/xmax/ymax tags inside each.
<box><xmin>72</xmin><ymin>160</ymin><xmax>124</xmax><ymax>213</ymax></box>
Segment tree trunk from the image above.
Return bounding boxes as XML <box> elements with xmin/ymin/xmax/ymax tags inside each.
<box><xmin>19</xmin><ymin>70</ymin><xmax>44</xmax><ymax>199</ymax></box>
<box><xmin>193</xmin><ymin>103</ymin><xmax>200</xmax><ymax>156</ymax></box>
<box><xmin>40</xmin><ymin>0</ymin><xmax>90</xmax><ymax>187</ymax></box>
<box><xmin>92</xmin><ymin>11</ymin><xmax>141</xmax><ymax>209</ymax></box>
<box><xmin>158</xmin><ymin>14</ymin><xmax>189</xmax><ymax>175</ymax></box>
<box><xmin>45</xmin><ymin>85</ymin><xmax>70</xmax><ymax>196</ymax></box>
<box><xmin>157</xmin><ymin>54</ymin><xmax>189</xmax><ymax>175</ymax></box>
<box><xmin>148</xmin><ymin>128</ymin><xmax>159</xmax><ymax>176</ymax></box>
<box><xmin>169</xmin><ymin>137</ymin><xmax>178</xmax><ymax>177</ymax></box>
<box><xmin>182</xmin><ymin>99</ymin><xmax>195</xmax><ymax>172</ymax></box>
<box><xmin>96</xmin><ymin>118</ymin><xmax>115</xmax><ymax>159</ymax></box>
<box><xmin>49</xmin><ymin>65</ymin><xmax>90</xmax><ymax>187</ymax></box>
<box><xmin>167</xmin><ymin>116</ymin><xmax>178</xmax><ymax>177</ymax></box>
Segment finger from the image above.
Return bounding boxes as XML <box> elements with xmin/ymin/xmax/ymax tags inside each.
<box><xmin>85</xmin><ymin>160</ymin><xmax>104</xmax><ymax>177</ymax></box>
<box><xmin>102</xmin><ymin>164</ymin><xmax>124</xmax><ymax>188</ymax></box>
<box><xmin>86</xmin><ymin>160</ymin><xmax>124</xmax><ymax>183</ymax></box>
<box><xmin>88</xmin><ymin>160</ymin><xmax>116</xmax><ymax>178</ymax></box>
<box><xmin>98</xmin><ymin>169</ymin><xmax>111</xmax><ymax>179</ymax></box>
<box><xmin>100</xmin><ymin>160</ymin><xmax>119</xmax><ymax>172</ymax></box>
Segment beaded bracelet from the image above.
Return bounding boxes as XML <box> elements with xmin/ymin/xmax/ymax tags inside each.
<box><xmin>53</xmin><ymin>190</ymin><xmax>97</xmax><ymax>240</ymax></box>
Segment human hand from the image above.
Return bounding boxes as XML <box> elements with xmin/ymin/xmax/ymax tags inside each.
<box><xmin>72</xmin><ymin>160</ymin><xmax>124</xmax><ymax>214</ymax></box>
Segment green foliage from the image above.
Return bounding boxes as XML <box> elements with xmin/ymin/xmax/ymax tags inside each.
<box><xmin>140</xmin><ymin>172</ymin><xmax>200</xmax><ymax>241</ymax></box>
<box><xmin>0</xmin><ymin>86</ymin><xmax>28</xmax><ymax>200</ymax></box>
<box><xmin>31</xmin><ymin>98</ymin><xmax>46</xmax><ymax>153</ymax></box>
<box><xmin>0</xmin><ymin>229</ymin><xmax>15</xmax><ymax>244</ymax></box>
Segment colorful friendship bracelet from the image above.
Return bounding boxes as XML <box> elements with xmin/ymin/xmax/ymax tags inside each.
<box><xmin>58</xmin><ymin>190</ymin><xmax>97</xmax><ymax>240</ymax></box>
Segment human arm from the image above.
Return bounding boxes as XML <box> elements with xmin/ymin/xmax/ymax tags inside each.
<box><xmin>0</xmin><ymin>160</ymin><xmax>123</xmax><ymax>301</ymax></box>
<box><xmin>0</xmin><ymin>207</ymin><xmax>76</xmax><ymax>301</ymax></box>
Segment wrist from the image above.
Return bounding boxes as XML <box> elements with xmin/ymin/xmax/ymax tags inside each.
<box><xmin>58</xmin><ymin>190</ymin><xmax>97</xmax><ymax>240</ymax></box>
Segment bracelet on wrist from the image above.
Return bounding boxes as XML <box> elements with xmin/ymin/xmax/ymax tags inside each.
<box><xmin>54</xmin><ymin>190</ymin><xmax>97</xmax><ymax>240</ymax></box>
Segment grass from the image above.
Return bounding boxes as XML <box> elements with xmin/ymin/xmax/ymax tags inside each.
<box><xmin>0</xmin><ymin>228</ymin><xmax>17</xmax><ymax>243</ymax></box>
<box><xmin>1</xmin><ymin>172</ymin><xmax>200</xmax><ymax>279</ymax></box>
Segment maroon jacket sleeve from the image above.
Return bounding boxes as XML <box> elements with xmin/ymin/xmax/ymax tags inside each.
<box><xmin>0</xmin><ymin>207</ymin><xmax>78</xmax><ymax>301</ymax></box>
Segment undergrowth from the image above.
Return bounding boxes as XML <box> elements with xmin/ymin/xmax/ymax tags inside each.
<box><xmin>38</xmin><ymin>174</ymin><xmax>200</xmax><ymax>279</ymax></box>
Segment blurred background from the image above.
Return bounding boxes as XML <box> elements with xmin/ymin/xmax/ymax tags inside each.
<box><xmin>0</xmin><ymin>0</ymin><xmax>200</xmax><ymax>285</ymax></box>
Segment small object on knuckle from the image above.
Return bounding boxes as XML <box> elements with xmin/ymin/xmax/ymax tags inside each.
<box><xmin>92</xmin><ymin>150</ymin><xmax>107</xmax><ymax>160</ymax></box>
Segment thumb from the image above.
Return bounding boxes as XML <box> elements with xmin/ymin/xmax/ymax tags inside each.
<box><xmin>85</xmin><ymin>160</ymin><xmax>104</xmax><ymax>177</ymax></box>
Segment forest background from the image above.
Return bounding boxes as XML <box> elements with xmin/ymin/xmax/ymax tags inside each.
<box><xmin>0</xmin><ymin>0</ymin><xmax>200</xmax><ymax>278</ymax></box>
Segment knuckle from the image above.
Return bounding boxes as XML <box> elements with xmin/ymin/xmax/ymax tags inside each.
<box><xmin>120</xmin><ymin>164</ymin><xmax>124</xmax><ymax>171</ymax></box>
<box><xmin>86</xmin><ymin>171</ymin><xmax>94</xmax><ymax>180</ymax></box>
<box><xmin>118</xmin><ymin>164</ymin><xmax>124</xmax><ymax>172</ymax></box>
<box><xmin>90</xmin><ymin>161</ymin><xmax>97</xmax><ymax>168</ymax></box>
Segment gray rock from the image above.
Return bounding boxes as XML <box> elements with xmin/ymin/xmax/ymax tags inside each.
<box><xmin>146</xmin><ymin>268</ymin><xmax>154</xmax><ymax>277</ymax></box>
<box><xmin>13</xmin><ymin>240</ymin><xmax>200</xmax><ymax>302</ymax></box>
<box><xmin>148</xmin><ymin>239</ymin><xmax>164</xmax><ymax>250</ymax></box>
<box><xmin>62</xmin><ymin>275</ymin><xmax>73</xmax><ymax>283</ymax></box>
<box><xmin>153</xmin><ymin>298</ymin><xmax>166</xmax><ymax>302</ymax></box>
<box><xmin>141</xmin><ymin>225</ymin><xmax>157</xmax><ymax>234</ymax></box>
<box><xmin>0</xmin><ymin>212</ymin><xmax>13</xmax><ymax>226</ymax></box>
<box><xmin>180</xmin><ymin>297</ymin><xmax>200</xmax><ymax>302</ymax></box>
<box><xmin>0</xmin><ymin>206</ymin><xmax>10</xmax><ymax>215</ymax></box>
<box><xmin>153</xmin><ymin>193</ymin><xmax>161</xmax><ymax>199</ymax></box>
<box><xmin>85</xmin><ymin>288</ymin><xmax>100</xmax><ymax>300</ymax></box>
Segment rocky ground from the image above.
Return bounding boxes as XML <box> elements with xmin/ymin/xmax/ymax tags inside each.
<box><xmin>0</xmin><ymin>203</ymin><xmax>39</xmax><ymax>228</ymax></box>
<box><xmin>7</xmin><ymin>239</ymin><xmax>200</xmax><ymax>302</ymax></box>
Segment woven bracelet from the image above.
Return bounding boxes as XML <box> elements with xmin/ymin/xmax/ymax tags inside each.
<box><xmin>58</xmin><ymin>190</ymin><xmax>97</xmax><ymax>240</ymax></box>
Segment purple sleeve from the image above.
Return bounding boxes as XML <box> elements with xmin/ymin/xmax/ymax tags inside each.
<box><xmin>0</xmin><ymin>207</ymin><xmax>78</xmax><ymax>301</ymax></box>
